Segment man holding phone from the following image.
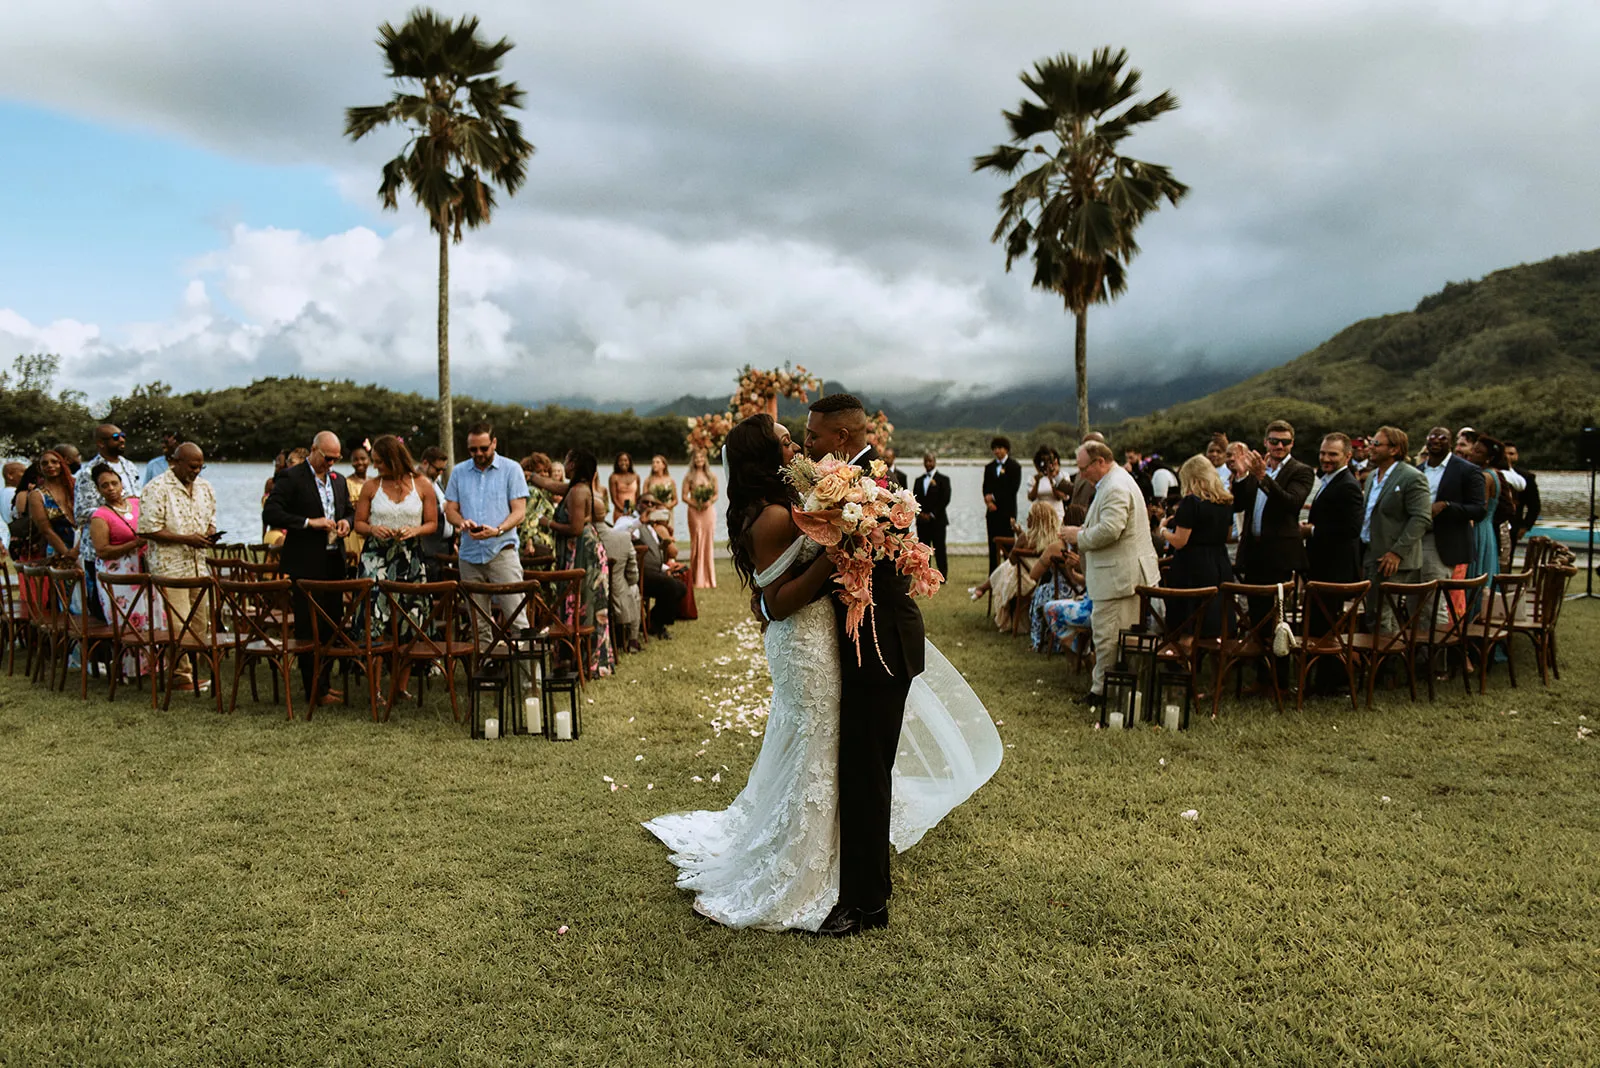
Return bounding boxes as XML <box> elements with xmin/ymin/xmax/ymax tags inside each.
<box><xmin>264</xmin><ymin>431</ymin><xmax>355</xmax><ymax>704</ymax></box>
<box><xmin>443</xmin><ymin>422</ymin><xmax>529</xmax><ymax>654</ymax></box>
<box><xmin>138</xmin><ymin>442</ymin><xmax>219</xmax><ymax>692</ymax></box>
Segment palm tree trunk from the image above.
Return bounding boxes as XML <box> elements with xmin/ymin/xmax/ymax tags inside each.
<box><xmin>437</xmin><ymin>225</ymin><xmax>453</xmax><ymax>469</ymax></box>
<box><xmin>1074</xmin><ymin>309</ymin><xmax>1089</xmax><ymax>440</ymax></box>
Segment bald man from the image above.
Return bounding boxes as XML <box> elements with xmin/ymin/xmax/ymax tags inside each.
<box><xmin>138</xmin><ymin>442</ymin><xmax>217</xmax><ymax>693</ymax></box>
<box><xmin>264</xmin><ymin>431</ymin><xmax>355</xmax><ymax>705</ymax></box>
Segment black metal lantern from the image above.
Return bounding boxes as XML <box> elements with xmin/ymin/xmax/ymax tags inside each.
<box><xmin>511</xmin><ymin>638</ymin><xmax>552</xmax><ymax>736</ymax></box>
<box><xmin>1154</xmin><ymin>668</ymin><xmax>1192</xmax><ymax>732</ymax></box>
<box><xmin>541</xmin><ymin>670</ymin><xmax>582</xmax><ymax>741</ymax></box>
<box><xmin>1117</xmin><ymin>629</ymin><xmax>1160</xmax><ymax>723</ymax></box>
<box><xmin>1101</xmin><ymin>669</ymin><xmax>1139</xmax><ymax>730</ymax></box>
<box><xmin>469</xmin><ymin>672</ymin><xmax>507</xmax><ymax>740</ymax></box>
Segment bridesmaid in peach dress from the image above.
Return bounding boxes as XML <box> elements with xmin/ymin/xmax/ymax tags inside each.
<box><xmin>681</xmin><ymin>448</ymin><xmax>719</xmax><ymax>589</ymax></box>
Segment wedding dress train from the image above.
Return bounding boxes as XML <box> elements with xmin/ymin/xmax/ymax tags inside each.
<box><xmin>643</xmin><ymin>535</ymin><xmax>1002</xmax><ymax>931</ymax></box>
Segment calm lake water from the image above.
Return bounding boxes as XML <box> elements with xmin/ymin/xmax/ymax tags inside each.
<box><xmin>187</xmin><ymin>460</ymin><xmax>1596</xmax><ymax>550</ymax></box>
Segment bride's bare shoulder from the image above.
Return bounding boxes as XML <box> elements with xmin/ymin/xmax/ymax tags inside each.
<box><xmin>749</xmin><ymin>503</ymin><xmax>800</xmax><ymax>570</ymax></box>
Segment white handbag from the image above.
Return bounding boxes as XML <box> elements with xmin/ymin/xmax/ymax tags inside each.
<box><xmin>1272</xmin><ymin>582</ymin><xmax>1298</xmax><ymax>657</ymax></box>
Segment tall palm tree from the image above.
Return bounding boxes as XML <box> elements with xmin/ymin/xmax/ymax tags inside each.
<box><xmin>974</xmin><ymin>47</ymin><xmax>1188</xmax><ymax>439</ymax></box>
<box><xmin>345</xmin><ymin>7</ymin><xmax>535</xmax><ymax>466</ymax></box>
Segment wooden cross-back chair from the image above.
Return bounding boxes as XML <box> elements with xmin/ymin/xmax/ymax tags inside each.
<box><xmin>380</xmin><ymin>578</ymin><xmax>473</xmax><ymax>722</ymax></box>
<box><xmin>1293</xmin><ymin>580</ymin><xmax>1369</xmax><ymax>711</ymax></box>
<box><xmin>97</xmin><ymin>571</ymin><xmax>168</xmax><ymax>707</ymax></box>
<box><xmin>150</xmin><ymin>575</ymin><xmax>225</xmax><ymax>712</ymax></box>
<box><xmin>1352</xmin><ymin>579</ymin><xmax>1437</xmax><ymax>706</ymax></box>
<box><xmin>460</xmin><ymin>577</ymin><xmax>551</xmax><ymax>704</ymax></box>
<box><xmin>295</xmin><ymin>578</ymin><xmax>391</xmax><ymax>721</ymax></box>
<box><xmin>217</xmin><ymin>578</ymin><xmax>304</xmax><ymax>718</ymax></box>
<box><xmin>1135</xmin><ymin>584</ymin><xmax>1219</xmax><ymax>703</ymax></box>
<box><xmin>527</xmin><ymin>569</ymin><xmax>592</xmax><ymax>683</ymax></box>
<box><xmin>1211</xmin><ymin>582</ymin><xmax>1285</xmax><ymax>716</ymax></box>
<box><xmin>48</xmin><ymin>566</ymin><xmax>116</xmax><ymax>699</ymax></box>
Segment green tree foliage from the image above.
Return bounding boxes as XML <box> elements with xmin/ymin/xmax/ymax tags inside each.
<box><xmin>345</xmin><ymin>7</ymin><xmax>536</xmax><ymax>469</ymax></box>
<box><xmin>0</xmin><ymin>354</ymin><xmax>93</xmax><ymax>458</ymax></box>
<box><xmin>973</xmin><ymin>47</ymin><xmax>1187</xmax><ymax>438</ymax></box>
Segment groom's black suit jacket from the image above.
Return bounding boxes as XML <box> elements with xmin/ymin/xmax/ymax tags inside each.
<box><xmin>835</xmin><ymin>445</ymin><xmax>926</xmax><ymax>684</ymax></box>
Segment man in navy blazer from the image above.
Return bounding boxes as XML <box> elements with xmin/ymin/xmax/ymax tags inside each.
<box><xmin>263</xmin><ymin>431</ymin><xmax>355</xmax><ymax>704</ymax></box>
<box><xmin>1416</xmin><ymin>426</ymin><xmax>1486</xmax><ymax>585</ymax></box>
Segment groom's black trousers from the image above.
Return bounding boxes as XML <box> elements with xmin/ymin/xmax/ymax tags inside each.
<box><xmin>838</xmin><ymin>677</ymin><xmax>912</xmax><ymax>911</ymax></box>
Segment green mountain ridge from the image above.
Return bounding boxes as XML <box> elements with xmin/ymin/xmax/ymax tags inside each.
<box><xmin>1107</xmin><ymin>249</ymin><xmax>1600</xmax><ymax>468</ymax></box>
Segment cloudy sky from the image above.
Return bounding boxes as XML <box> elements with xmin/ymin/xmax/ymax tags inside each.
<box><xmin>1</xmin><ymin>0</ymin><xmax>1597</xmax><ymax>408</ymax></box>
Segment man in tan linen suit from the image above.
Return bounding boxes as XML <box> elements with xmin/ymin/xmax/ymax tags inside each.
<box><xmin>1062</xmin><ymin>441</ymin><xmax>1161</xmax><ymax>701</ymax></box>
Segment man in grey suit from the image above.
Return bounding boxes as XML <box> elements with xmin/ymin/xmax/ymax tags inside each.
<box><xmin>1359</xmin><ymin>425</ymin><xmax>1432</xmax><ymax>626</ymax></box>
<box><xmin>1062</xmin><ymin>440</ymin><xmax>1161</xmax><ymax>705</ymax></box>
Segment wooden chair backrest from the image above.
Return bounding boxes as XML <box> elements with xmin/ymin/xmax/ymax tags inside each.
<box><xmin>295</xmin><ymin>578</ymin><xmax>378</xmax><ymax>655</ymax></box>
<box><xmin>1299</xmin><ymin>581</ymin><xmax>1370</xmax><ymax>646</ymax></box>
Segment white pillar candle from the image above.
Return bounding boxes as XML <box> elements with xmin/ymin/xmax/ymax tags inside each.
<box><xmin>1163</xmin><ymin>703</ymin><xmax>1181</xmax><ymax>732</ymax></box>
<box><xmin>554</xmin><ymin>708</ymin><xmax>573</xmax><ymax>740</ymax></box>
<box><xmin>525</xmin><ymin>696</ymin><xmax>541</xmax><ymax>734</ymax></box>
<box><xmin>485</xmin><ymin>717</ymin><xmax>500</xmax><ymax>740</ymax></box>
<box><xmin>1108</xmin><ymin>711</ymin><xmax>1125</xmax><ymax>730</ymax></box>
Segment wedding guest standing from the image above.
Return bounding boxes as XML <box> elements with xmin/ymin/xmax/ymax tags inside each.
<box><xmin>73</xmin><ymin>424</ymin><xmax>142</xmax><ymax>619</ymax></box>
<box><xmin>263</xmin><ymin>431</ymin><xmax>354</xmax><ymax>705</ymax></box>
<box><xmin>344</xmin><ymin>444</ymin><xmax>372</xmax><ymax>560</ymax></box>
<box><xmin>1028</xmin><ymin>445</ymin><xmax>1066</xmax><ymax>521</ymax></box>
<box><xmin>1465</xmin><ymin>435</ymin><xmax>1507</xmax><ymax>613</ymax></box>
<box><xmin>982</xmin><ymin>436</ymin><xmax>1022</xmax><ymax>572</ymax></box>
<box><xmin>1229</xmin><ymin>419</ymin><xmax>1314</xmax><ymax>629</ymax></box>
<box><xmin>1302</xmin><ymin>433</ymin><xmax>1365</xmax><ymax>586</ymax></box>
<box><xmin>1061</xmin><ymin>441</ymin><xmax>1159</xmax><ymax>707</ymax></box>
<box><xmin>88</xmin><ymin>463</ymin><xmax>149</xmax><ymax>678</ymax></box>
<box><xmin>443</xmin><ymin>423</ymin><xmax>531</xmax><ymax>660</ymax></box>
<box><xmin>881</xmin><ymin>447</ymin><xmax>909</xmax><ymax>490</ymax></box>
<box><xmin>682</xmin><ymin>448</ymin><xmax>719</xmax><ymax>589</ymax></box>
<box><xmin>138</xmin><ymin>443</ymin><xmax>217</xmax><ymax>693</ymax></box>
<box><xmin>26</xmin><ymin>449</ymin><xmax>78</xmax><ymax>563</ymax></box>
<box><xmin>518</xmin><ymin>452</ymin><xmax>560</xmax><ymax>556</ymax></box>
<box><xmin>609</xmin><ymin>452</ymin><xmax>641</xmax><ymax>521</ymax></box>
<box><xmin>1359</xmin><ymin>427</ymin><xmax>1431</xmax><ymax>626</ymax></box>
<box><xmin>913</xmin><ymin>451</ymin><xmax>951</xmax><ymax>577</ymax></box>
<box><xmin>641</xmin><ymin>455</ymin><xmax>678</xmax><ymax>518</ymax></box>
<box><xmin>143</xmin><ymin>430</ymin><xmax>180</xmax><ymax>486</ymax></box>
<box><xmin>354</xmin><ymin>435</ymin><xmax>438</xmax><ymax>700</ymax></box>
<box><xmin>1156</xmin><ymin>455</ymin><xmax>1233</xmax><ymax>635</ymax></box>
<box><xmin>1417</xmin><ymin>426</ymin><xmax>1486</xmax><ymax>608</ymax></box>
<box><xmin>1505</xmin><ymin>442</ymin><xmax>1541</xmax><ymax>558</ymax></box>
<box><xmin>545</xmin><ymin>449</ymin><xmax>615</xmax><ymax>677</ymax></box>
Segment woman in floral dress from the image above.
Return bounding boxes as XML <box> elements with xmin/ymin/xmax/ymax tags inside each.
<box><xmin>353</xmin><ymin>435</ymin><xmax>439</xmax><ymax>701</ymax></box>
<box><xmin>546</xmin><ymin>449</ymin><xmax>615</xmax><ymax>678</ymax></box>
<box><xmin>519</xmin><ymin>452</ymin><xmax>560</xmax><ymax>558</ymax></box>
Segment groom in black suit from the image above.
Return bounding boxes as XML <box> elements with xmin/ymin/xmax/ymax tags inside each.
<box><xmin>913</xmin><ymin>451</ymin><xmax>951</xmax><ymax>577</ymax></box>
<box><xmin>263</xmin><ymin>431</ymin><xmax>355</xmax><ymax>704</ymax></box>
<box><xmin>803</xmin><ymin>394</ymin><xmax>926</xmax><ymax>936</ymax></box>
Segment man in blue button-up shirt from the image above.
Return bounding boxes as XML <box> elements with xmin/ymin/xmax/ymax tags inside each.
<box><xmin>443</xmin><ymin>422</ymin><xmax>529</xmax><ymax>649</ymax></box>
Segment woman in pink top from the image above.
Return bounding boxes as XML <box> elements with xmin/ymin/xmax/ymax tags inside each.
<box><xmin>89</xmin><ymin>463</ymin><xmax>150</xmax><ymax>677</ymax></box>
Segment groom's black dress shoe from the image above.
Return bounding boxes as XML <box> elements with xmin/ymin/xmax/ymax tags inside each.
<box><xmin>816</xmin><ymin>904</ymin><xmax>889</xmax><ymax>936</ymax></box>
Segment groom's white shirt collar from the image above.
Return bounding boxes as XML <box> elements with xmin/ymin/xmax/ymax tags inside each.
<box><xmin>848</xmin><ymin>444</ymin><xmax>872</xmax><ymax>466</ymax></box>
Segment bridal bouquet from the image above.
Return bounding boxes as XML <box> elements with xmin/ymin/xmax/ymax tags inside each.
<box><xmin>784</xmin><ymin>453</ymin><xmax>944</xmax><ymax>666</ymax></box>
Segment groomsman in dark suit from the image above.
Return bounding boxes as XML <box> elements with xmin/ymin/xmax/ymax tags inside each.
<box><xmin>1504</xmin><ymin>441</ymin><xmax>1540</xmax><ymax>558</ymax></box>
<box><xmin>263</xmin><ymin>431</ymin><xmax>355</xmax><ymax>704</ymax></box>
<box><xmin>982</xmin><ymin>436</ymin><xmax>1022</xmax><ymax>572</ymax></box>
<box><xmin>881</xmin><ymin>447</ymin><xmax>909</xmax><ymax>490</ymax></box>
<box><xmin>1230</xmin><ymin>419</ymin><xmax>1316</xmax><ymax>595</ymax></box>
<box><xmin>913</xmin><ymin>451</ymin><xmax>951</xmax><ymax>577</ymax></box>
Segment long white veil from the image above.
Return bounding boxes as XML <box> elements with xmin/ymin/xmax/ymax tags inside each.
<box><xmin>890</xmin><ymin>640</ymin><xmax>1003</xmax><ymax>851</ymax></box>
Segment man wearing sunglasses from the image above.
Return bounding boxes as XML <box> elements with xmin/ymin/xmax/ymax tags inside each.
<box><xmin>1229</xmin><ymin>419</ymin><xmax>1315</xmax><ymax>674</ymax></box>
<box><xmin>73</xmin><ymin>424</ymin><xmax>144</xmax><ymax>621</ymax></box>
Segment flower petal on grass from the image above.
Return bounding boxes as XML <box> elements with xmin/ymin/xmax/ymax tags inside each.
<box><xmin>1180</xmin><ymin>809</ymin><xmax>1199</xmax><ymax>821</ymax></box>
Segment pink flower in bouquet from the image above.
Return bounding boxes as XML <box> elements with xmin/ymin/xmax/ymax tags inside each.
<box><xmin>888</xmin><ymin>496</ymin><xmax>917</xmax><ymax>530</ymax></box>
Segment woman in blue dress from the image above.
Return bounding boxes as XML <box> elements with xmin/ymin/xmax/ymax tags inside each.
<box><xmin>1465</xmin><ymin>435</ymin><xmax>1506</xmax><ymax>618</ymax></box>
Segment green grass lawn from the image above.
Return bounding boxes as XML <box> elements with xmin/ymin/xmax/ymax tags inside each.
<box><xmin>2</xmin><ymin>559</ymin><xmax>1597</xmax><ymax>1066</ymax></box>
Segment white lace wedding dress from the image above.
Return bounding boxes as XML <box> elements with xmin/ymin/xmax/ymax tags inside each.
<box><xmin>643</xmin><ymin>535</ymin><xmax>1003</xmax><ymax>931</ymax></box>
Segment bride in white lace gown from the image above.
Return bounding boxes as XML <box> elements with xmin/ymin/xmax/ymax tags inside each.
<box><xmin>643</xmin><ymin>416</ymin><xmax>1002</xmax><ymax>931</ymax></box>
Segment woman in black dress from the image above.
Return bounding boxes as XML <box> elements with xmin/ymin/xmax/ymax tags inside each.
<box><xmin>1157</xmin><ymin>454</ymin><xmax>1234</xmax><ymax>635</ymax></box>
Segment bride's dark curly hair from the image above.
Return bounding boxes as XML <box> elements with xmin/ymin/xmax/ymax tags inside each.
<box><xmin>724</xmin><ymin>414</ymin><xmax>797</xmax><ymax>589</ymax></box>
